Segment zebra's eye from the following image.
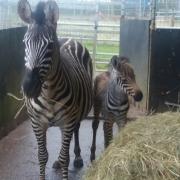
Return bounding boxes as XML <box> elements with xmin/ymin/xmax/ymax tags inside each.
<box><xmin>120</xmin><ymin>77</ymin><xmax>126</xmax><ymax>83</ymax></box>
<box><xmin>48</xmin><ymin>41</ymin><xmax>54</xmax><ymax>49</ymax></box>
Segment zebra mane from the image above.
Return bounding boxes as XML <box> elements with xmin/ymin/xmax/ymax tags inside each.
<box><xmin>32</xmin><ymin>2</ymin><xmax>46</xmax><ymax>25</ymax></box>
<box><xmin>109</xmin><ymin>56</ymin><xmax>135</xmax><ymax>79</ymax></box>
<box><xmin>119</xmin><ymin>56</ymin><xmax>129</xmax><ymax>64</ymax></box>
<box><xmin>119</xmin><ymin>61</ymin><xmax>135</xmax><ymax>79</ymax></box>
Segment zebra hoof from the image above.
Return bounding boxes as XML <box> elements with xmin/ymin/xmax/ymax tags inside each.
<box><xmin>73</xmin><ymin>157</ymin><xmax>84</xmax><ymax>168</ymax></box>
<box><xmin>39</xmin><ymin>177</ymin><xmax>45</xmax><ymax>180</ymax></box>
<box><xmin>52</xmin><ymin>160</ymin><xmax>61</xmax><ymax>169</ymax></box>
<box><xmin>90</xmin><ymin>154</ymin><xmax>95</xmax><ymax>162</ymax></box>
<box><xmin>39</xmin><ymin>175</ymin><xmax>45</xmax><ymax>180</ymax></box>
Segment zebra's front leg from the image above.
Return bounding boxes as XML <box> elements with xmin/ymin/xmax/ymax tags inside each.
<box><xmin>73</xmin><ymin>122</ymin><xmax>83</xmax><ymax>168</ymax></box>
<box><xmin>103</xmin><ymin>121</ymin><xmax>113</xmax><ymax>148</ymax></box>
<box><xmin>116</xmin><ymin>113</ymin><xmax>128</xmax><ymax>132</ymax></box>
<box><xmin>59</xmin><ymin>128</ymin><xmax>73</xmax><ymax>180</ymax></box>
<box><xmin>52</xmin><ymin>129</ymin><xmax>64</xmax><ymax>169</ymax></box>
<box><xmin>90</xmin><ymin>99</ymin><xmax>101</xmax><ymax>162</ymax></box>
<box><xmin>33</xmin><ymin>125</ymin><xmax>48</xmax><ymax>180</ymax></box>
<box><xmin>90</xmin><ymin>119</ymin><xmax>100</xmax><ymax>161</ymax></box>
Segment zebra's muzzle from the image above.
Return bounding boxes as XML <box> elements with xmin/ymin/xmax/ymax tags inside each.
<box><xmin>22</xmin><ymin>68</ymin><xmax>42</xmax><ymax>98</ymax></box>
<box><xmin>134</xmin><ymin>90</ymin><xmax>143</xmax><ymax>102</ymax></box>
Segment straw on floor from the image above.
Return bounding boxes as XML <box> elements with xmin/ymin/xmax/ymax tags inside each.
<box><xmin>85</xmin><ymin>112</ymin><xmax>180</xmax><ymax>180</ymax></box>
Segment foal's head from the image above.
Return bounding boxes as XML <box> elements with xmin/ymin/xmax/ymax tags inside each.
<box><xmin>18</xmin><ymin>0</ymin><xmax>59</xmax><ymax>98</ymax></box>
<box><xmin>109</xmin><ymin>55</ymin><xmax>143</xmax><ymax>102</ymax></box>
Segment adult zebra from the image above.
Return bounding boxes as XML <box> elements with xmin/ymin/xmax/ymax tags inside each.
<box><xmin>90</xmin><ymin>56</ymin><xmax>143</xmax><ymax>161</ymax></box>
<box><xmin>17</xmin><ymin>0</ymin><xmax>93</xmax><ymax>179</ymax></box>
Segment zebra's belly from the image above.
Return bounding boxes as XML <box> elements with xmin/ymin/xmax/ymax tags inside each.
<box><xmin>103</xmin><ymin>101</ymin><xmax>129</xmax><ymax>116</ymax></box>
<box><xmin>101</xmin><ymin>110</ymin><xmax>128</xmax><ymax>129</ymax></box>
<box><xmin>26</xmin><ymin>96</ymin><xmax>90</xmax><ymax>128</ymax></box>
<box><xmin>101</xmin><ymin>101</ymin><xmax>129</xmax><ymax>125</ymax></box>
<box><xmin>101</xmin><ymin>109</ymin><xmax>128</xmax><ymax>120</ymax></box>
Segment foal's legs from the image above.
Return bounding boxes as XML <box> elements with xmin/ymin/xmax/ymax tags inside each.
<box><xmin>103</xmin><ymin>120</ymin><xmax>113</xmax><ymax>148</ymax></box>
<box><xmin>90</xmin><ymin>119</ymin><xmax>100</xmax><ymax>161</ymax></box>
<box><xmin>90</xmin><ymin>101</ymin><xmax>101</xmax><ymax>161</ymax></box>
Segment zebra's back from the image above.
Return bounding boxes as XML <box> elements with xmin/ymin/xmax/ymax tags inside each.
<box><xmin>58</xmin><ymin>38</ymin><xmax>93</xmax><ymax>119</ymax></box>
<box><xmin>59</xmin><ymin>38</ymin><xmax>92</xmax><ymax>77</ymax></box>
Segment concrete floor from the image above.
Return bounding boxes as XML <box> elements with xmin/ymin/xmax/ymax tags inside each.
<box><xmin>0</xmin><ymin>107</ymin><xmax>144</xmax><ymax>180</ymax></box>
<box><xmin>0</xmin><ymin>119</ymin><xmax>114</xmax><ymax>180</ymax></box>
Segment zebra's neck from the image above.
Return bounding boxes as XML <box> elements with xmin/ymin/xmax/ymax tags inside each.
<box><xmin>108</xmin><ymin>80</ymin><xmax>127</xmax><ymax>101</ymax></box>
<box><xmin>42</xmin><ymin>40</ymin><xmax>76</xmax><ymax>103</ymax></box>
<box><xmin>104</xmin><ymin>79</ymin><xmax>129</xmax><ymax>116</ymax></box>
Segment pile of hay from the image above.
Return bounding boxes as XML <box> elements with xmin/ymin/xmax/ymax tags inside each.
<box><xmin>85</xmin><ymin>112</ymin><xmax>180</xmax><ymax>180</ymax></box>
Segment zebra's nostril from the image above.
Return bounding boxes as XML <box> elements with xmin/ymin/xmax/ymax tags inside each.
<box><xmin>134</xmin><ymin>91</ymin><xmax>143</xmax><ymax>102</ymax></box>
<box><xmin>22</xmin><ymin>68</ymin><xmax>42</xmax><ymax>98</ymax></box>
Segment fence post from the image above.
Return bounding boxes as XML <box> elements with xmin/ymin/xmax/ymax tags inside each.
<box><xmin>150</xmin><ymin>0</ymin><xmax>156</xmax><ymax>30</ymax></box>
<box><xmin>93</xmin><ymin>2</ymin><xmax>99</xmax><ymax>76</ymax></box>
<box><xmin>139</xmin><ymin>0</ymin><xmax>142</xmax><ymax>19</ymax></box>
<box><xmin>120</xmin><ymin>0</ymin><xmax>125</xmax><ymax>19</ymax></box>
<box><xmin>170</xmin><ymin>9</ymin><xmax>175</xmax><ymax>27</ymax></box>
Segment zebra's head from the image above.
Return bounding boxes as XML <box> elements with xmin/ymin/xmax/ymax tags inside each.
<box><xmin>109</xmin><ymin>56</ymin><xmax>143</xmax><ymax>102</ymax></box>
<box><xmin>18</xmin><ymin>0</ymin><xmax>59</xmax><ymax>98</ymax></box>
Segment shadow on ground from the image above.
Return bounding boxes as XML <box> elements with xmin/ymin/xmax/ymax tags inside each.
<box><xmin>0</xmin><ymin>107</ymin><xmax>144</xmax><ymax>180</ymax></box>
<box><xmin>0</xmin><ymin>120</ymin><xmax>107</xmax><ymax>180</ymax></box>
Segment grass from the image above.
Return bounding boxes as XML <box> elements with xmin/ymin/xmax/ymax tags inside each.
<box><xmin>82</xmin><ymin>40</ymin><xmax>119</xmax><ymax>71</ymax></box>
<box><xmin>84</xmin><ymin>112</ymin><xmax>180</xmax><ymax>180</ymax></box>
<box><xmin>55</xmin><ymin>36</ymin><xmax>119</xmax><ymax>71</ymax></box>
<box><xmin>56</xmin><ymin>20</ymin><xmax>120</xmax><ymax>71</ymax></box>
<box><xmin>83</xmin><ymin>41</ymin><xmax>119</xmax><ymax>54</ymax></box>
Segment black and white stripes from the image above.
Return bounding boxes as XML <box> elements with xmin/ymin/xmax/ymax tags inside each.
<box><xmin>90</xmin><ymin>56</ymin><xmax>143</xmax><ymax>161</ymax></box>
<box><xmin>18</xmin><ymin>1</ymin><xmax>92</xmax><ymax>180</ymax></box>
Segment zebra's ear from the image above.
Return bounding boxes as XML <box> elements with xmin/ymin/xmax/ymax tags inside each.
<box><xmin>111</xmin><ymin>55</ymin><xmax>119</xmax><ymax>68</ymax></box>
<box><xmin>17</xmin><ymin>0</ymin><xmax>32</xmax><ymax>24</ymax></box>
<box><xmin>44</xmin><ymin>1</ymin><xmax>59</xmax><ymax>27</ymax></box>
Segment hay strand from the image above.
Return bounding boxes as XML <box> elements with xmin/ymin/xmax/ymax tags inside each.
<box><xmin>6</xmin><ymin>92</ymin><xmax>25</xmax><ymax>119</ymax></box>
<box><xmin>85</xmin><ymin>112</ymin><xmax>180</xmax><ymax>180</ymax></box>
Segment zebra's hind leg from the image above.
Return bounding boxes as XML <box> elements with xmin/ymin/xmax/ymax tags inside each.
<box><xmin>73</xmin><ymin>122</ymin><xmax>83</xmax><ymax>168</ymax></box>
<box><xmin>58</xmin><ymin>128</ymin><xmax>74</xmax><ymax>180</ymax></box>
<box><xmin>103</xmin><ymin>120</ymin><xmax>113</xmax><ymax>148</ymax></box>
<box><xmin>33</xmin><ymin>125</ymin><xmax>48</xmax><ymax>180</ymax></box>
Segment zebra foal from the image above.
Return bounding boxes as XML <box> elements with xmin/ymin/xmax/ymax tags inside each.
<box><xmin>17</xmin><ymin>0</ymin><xmax>93</xmax><ymax>179</ymax></box>
<box><xmin>90</xmin><ymin>56</ymin><xmax>143</xmax><ymax>161</ymax></box>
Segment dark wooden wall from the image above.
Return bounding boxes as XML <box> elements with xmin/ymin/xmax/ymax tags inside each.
<box><xmin>150</xmin><ymin>28</ymin><xmax>180</xmax><ymax>111</ymax></box>
<box><xmin>120</xmin><ymin>19</ymin><xmax>180</xmax><ymax>112</ymax></box>
<box><xmin>0</xmin><ymin>27</ymin><xmax>27</xmax><ymax>138</ymax></box>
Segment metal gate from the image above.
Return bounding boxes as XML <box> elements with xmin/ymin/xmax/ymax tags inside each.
<box><xmin>120</xmin><ymin>0</ymin><xmax>180</xmax><ymax>112</ymax></box>
<box><xmin>0</xmin><ymin>0</ymin><xmax>121</xmax><ymax>75</ymax></box>
<box><xmin>56</xmin><ymin>1</ymin><xmax>121</xmax><ymax>75</ymax></box>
